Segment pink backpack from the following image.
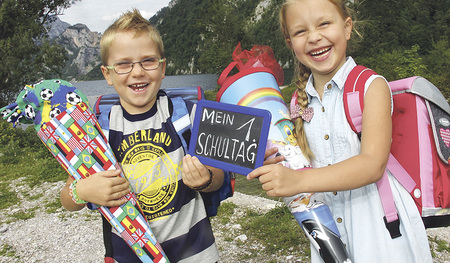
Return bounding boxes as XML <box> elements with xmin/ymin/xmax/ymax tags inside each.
<box><xmin>344</xmin><ymin>65</ymin><xmax>450</xmax><ymax>236</ymax></box>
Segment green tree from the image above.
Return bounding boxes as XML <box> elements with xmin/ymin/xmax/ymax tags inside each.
<box><xmin>196</xmin><ymin>0</ymin><xmax>256</xmax><ymax>74</ymax></box>
<box><xmin>424</xmin><ymin>39</ymin><xmax>450</xmax><ymax>98</ymax></box>
<box><xmin>0</xmin><ymin>0</ymin><xmax>78</xmax><ymax>106</ymax></box>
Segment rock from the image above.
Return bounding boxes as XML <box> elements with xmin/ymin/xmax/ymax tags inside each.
<box><xmin>235</xmin><ymin>234</ymin><xmax>248</xmax><ymax>242</ymax></box>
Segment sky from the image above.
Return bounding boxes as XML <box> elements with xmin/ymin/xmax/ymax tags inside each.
<box><xmin>58</xmin><ymin>0</ymin><xmax>172</xmax><ymax>33</ymax></box>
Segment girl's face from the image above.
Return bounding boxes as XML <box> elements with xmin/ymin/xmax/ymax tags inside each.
<box><xmin>286</xmin><ymin>0</ymin><xmax>352</xmax><ymax>81</ymax></box>
<box><xmin>101</xmin><ymin>30</ymin><xmax>166</xmax><ymax>115</ymax></box>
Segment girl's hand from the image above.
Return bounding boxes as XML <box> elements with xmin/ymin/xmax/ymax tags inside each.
<box><xmin>263</xmin><ymin>147</ymin><xmax>285</xmax><ymax>165</ymax></box>
<box><xmin>76</xmin><ymin>170</ymin><xmax>130</xmax><ymax>207</ymax></box>
<box><xmin>247</xmin><ymin>164</ymin><xmax>301</xmax><ymax>197</ymax></box>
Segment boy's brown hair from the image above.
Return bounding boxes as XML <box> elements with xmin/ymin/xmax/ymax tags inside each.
<box><xmin>100</xmin><ymin>8</ymin><xmax>165</xmax><ymax>66</ymax></box>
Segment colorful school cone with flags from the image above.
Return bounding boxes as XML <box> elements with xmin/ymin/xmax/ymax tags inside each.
<box><xmin>217</xmin><ymin>44</ymin><xmax>351</xmax><ymax>263</ymax></box>
<box><xmin>0</xmin><ymin>80</ymin><xmax>169</xmax><ymax>263</ymax></box>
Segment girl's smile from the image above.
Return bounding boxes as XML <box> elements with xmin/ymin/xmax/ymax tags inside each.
<box><xmin>309</xmin><ymin>46</ymin><xmax>332</xmax><ymax>61</ymax></box>
<box><xmin>285</xmin><ymin>0</ymin><xmax>352</xmax><ymax>87</ymax></box>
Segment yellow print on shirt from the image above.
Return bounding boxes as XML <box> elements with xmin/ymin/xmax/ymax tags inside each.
<box><xmin>120</xmin><ymin>131</ymin><xmax>179</xmax><ymax>215</ymax></box>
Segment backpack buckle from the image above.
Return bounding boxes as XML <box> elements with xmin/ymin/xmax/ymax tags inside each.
<box><xmin>383</xmin><ymin>215</ymin><xmax>402</xmax><ymax>239</ymax></box>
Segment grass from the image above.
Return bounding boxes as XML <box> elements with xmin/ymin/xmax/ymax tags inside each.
<box><xmin>429</xmin><ymin>236</ymin><xmax>450</xmax><ymax>258</ymax></box>
<box><xmin>0</xmin><ymin>84</ymin><xmax>448</xmax><ymax>262</ymax></box>
<box><xmin>241</xmin><ymin>206</ymin><xmax>309</xmax><ymax>255</ymax></box>
<box><xmin>0</xmin><ymin>244</ymin><xmax>16</xmax><ymax>258</ymax></box>
<box><xmin>213</xmin><ymin>201</ymin><xmax>310</xmax><ymax>261</ymax></box>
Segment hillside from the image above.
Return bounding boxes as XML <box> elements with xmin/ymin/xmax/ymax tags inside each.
<box><xmin>49</xmin><ymin>0</ymin><xmax>448</xmax><ymax>95</ymax></box>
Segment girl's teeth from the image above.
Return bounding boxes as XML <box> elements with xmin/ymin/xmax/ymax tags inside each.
<box><xmin>311</xmin><ymin>48</ymin><xmax>331</xmax><ymax>56</ymax></box>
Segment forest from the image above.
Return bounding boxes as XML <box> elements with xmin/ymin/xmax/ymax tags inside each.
<box><xmin>151</xmin><ymin>0</ymin><xmax>449</xmax><ymax>97</ymax></box>
<box><xmin>0</xmin><ymin>0</ymin><xmax>449</xmax><ymax>106</ymax></box>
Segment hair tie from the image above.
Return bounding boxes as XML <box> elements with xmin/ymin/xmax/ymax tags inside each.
<box><xmin>290</xmin><ymin>91</ymin><xmax>314</xmax><ymax>122</ymax></box>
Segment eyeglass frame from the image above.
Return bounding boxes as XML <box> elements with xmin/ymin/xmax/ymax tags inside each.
<box><xmin>105</xmin><ymin>57</ymin><xmax>166</xmax><ymax>74</ymax></box>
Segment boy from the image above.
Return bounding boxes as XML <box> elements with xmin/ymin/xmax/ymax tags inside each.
<box><xmin>60</xmin><ymin>9</ymin><xmax>223</xmax><ymax>263</ymax></box>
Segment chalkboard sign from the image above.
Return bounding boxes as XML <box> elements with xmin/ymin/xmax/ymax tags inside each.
<box><xmin>189</xmin><ymin>100</ymin><xmax>271</xmax><ymax>175</ymax></box>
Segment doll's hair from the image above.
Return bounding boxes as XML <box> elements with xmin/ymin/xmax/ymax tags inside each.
<box><xmin>279</xmin><ymin>0</ymin><xmax>355</xmax><ymax>161</ymax></box>
<box><xmin>100</xmin><ymin>8</ymin><xmax>165</xmax><ymax>66</ymax></box>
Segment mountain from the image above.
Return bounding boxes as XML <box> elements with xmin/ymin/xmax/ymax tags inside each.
<box><xmin>49</xmin><ymin>0</ymin><xmax>287</xmax><ymax>81</ymax></box>
<box><xmin>52</xmin><ymin>20</ymin><xmax>102</xmax><ymax>81</ymax></box>
<box><xmin>47</xmin><ymin>16</ymin><xmax>71</xmax><ymax>39</ymax></box>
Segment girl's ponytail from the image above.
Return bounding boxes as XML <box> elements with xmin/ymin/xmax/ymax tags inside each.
<box><xmin>292</xmin><ymin>61</ymin><xmax>314</xmax><ymax>162</ymax></box>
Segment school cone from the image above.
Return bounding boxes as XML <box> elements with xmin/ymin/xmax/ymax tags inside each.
<box><xmin>0</xmin><ymin>80</ymin><xmax>169</xmax><ymax>263</ymax></box>
<box><xmin>217</xmin><ymin>44</ymin><xmax>351</xmax><ymax>263</ymax></box>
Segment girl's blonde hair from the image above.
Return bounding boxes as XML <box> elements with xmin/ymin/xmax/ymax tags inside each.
<box><xmin>100</xmin><ymin>8</ymin><xmax>165</xmax><ymax>66</ymax></box>
<box><xmin>279</xmin><ymin>0</ymin><xmax>354</xmax><ymax>161</ymax></box>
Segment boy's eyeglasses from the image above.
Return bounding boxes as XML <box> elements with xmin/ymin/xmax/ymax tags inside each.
<box><xmin>106</xmin><ymin>57</ymin><xmax>165</xmax><ymax>74</ymax></box>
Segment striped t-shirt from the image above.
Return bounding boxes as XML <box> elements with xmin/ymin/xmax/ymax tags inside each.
<box><xmin>107</xmin><ymin>90</ymin><xmax>219</xmax><ymax>263</ymax></box>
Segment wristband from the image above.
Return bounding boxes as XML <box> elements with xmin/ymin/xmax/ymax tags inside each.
<box><xmin>69</xmin><ymin>179</ymin><xmax>87</xmax><ymax>205</ymax></box>
<box><xmin>191</xmin><ymin>169</ymin><xmax>214</xmax><ymax>192</ymax></box>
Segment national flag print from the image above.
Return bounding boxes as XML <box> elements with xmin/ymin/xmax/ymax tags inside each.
<box><xmin>57</xmin><ymin>111</ymin><xmax>74</xmax><ymax>128</ymax></box>
<box><xmin>66</xmin><ymin>136</ymin><xmax>82</xmax><ymax>153</ymax></box>
<box><xmin>113</xmin><ymin>206</ymin><xmax>127</xmax><ymax>222</ymax></box>
<box><xmin>121</xmin><ymin>217</ymin><xmax>136</xmax><ymax>233</ymax></box>
<box><xmin>133</xmin><ymin>242</ymin><xmax>144</xmax><ymax>257</ymax></box>
<box><xmin>136</xmin><ymin>213</ymin><xmax>152</xmax><ymax>233</ymax></box>
<box><xmin>79</xmin><ymin>135</ymin><xmax>97</xmax><ymax>153</ymax></box>
<box><xmin>84</xmin><ymin>122</ymin><xmax>99</xmax><ymax>139</ymax></box>
<box><xmin>68</xmin><ymin>121</ymin><xmax>85</xmax><ymax>140</ymax></box>
<box><xmin>101</xmin><ymin>207</ymin><xmax>114</xmax><ymax>222</ymax></box>
<box><xmin>45</xmin><ymin>140</ymin><xmax>59</xmax><ymax>156</ymax></box>
<box><xmin>54</xmin><ymin>122</ymin><xmax>71</xmax><ymax>142</ymax></box>
<box><xmin>87</xmin><ymin>162</ymin><xmax>104</xmax><ymax>175</ymax></box>
<box><xmin>36</xmin><ymin>102</ymin><xmax>169</xmax><ymax>263</ymax></box>
<box><xmin>77</xmin><ymin>163</ymin><xmax>90</xmax><ymax>178</ymax></box>
<box><xmin>69</xmin><ymin>105</ymin><xmax>88</xmax><ymax>124</ymax></box>
<box><xmin>124</xmin><ymin>202</ymin><xmax>138</xmax><ymax>220</ymax></box>
<box><xmin>42</xmin><ymin>125</ymin><xmax>60</xmax><ymax>143</ymax></box>
<box><xmin>66</xmin><ymin>151</ymin><xmax>82</xmax><ymax>169</ymax></box>
<box><xmin>145</xmin><ymin>241</ymin><xmax>162</xmax><ymax>259</ymax></box>
<box><xmin>56</xmin><ymin>137</ymin><xmax>71</xmax><ymax>155</ymax></box>
<box><xmin>132</xmin><ymin>229</ymin><xmax>150</xmax><ymax>248</ymax></box>
<box><xmin>121</xmin><ymin>227</ymin><xmax>135</xmax><ymax>247</ymax></box>
<box><xmin>109</xmin><ymin>216</ymin><xmax>125</xmax><ymax>233</ymax></box>
<box><xmin>92</xmin><ymin>148</ymin><xmax>110</xmax><ymax>167</ymax></box>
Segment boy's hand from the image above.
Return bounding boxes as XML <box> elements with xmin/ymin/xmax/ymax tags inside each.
<box><xmin>182</xmin><ymin>154</ymin><xmax>212</xmax><ymax>189</ymax></box>
<box><xmin>76</xmin><ymin>170</ymin><xmax>130</xmax><ymax>207</ymax></box>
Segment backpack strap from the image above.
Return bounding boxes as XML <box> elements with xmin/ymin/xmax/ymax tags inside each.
<box><xmin>343</xmin><ymin>65</ymin><xmax>377</xmax><ymax>134</ymax></box>
<box><xmin>344</xmin><ymin>65</ymin><xmax>403</xmax><ymax>238</ymax></box>
<box><xmin>169</xmin><ymin>96</ymin><xmax>234</xmax><ymax>217</ymax></box>
<box><xmin>170</xmin><ymin>96</ymin><xmax>192</xmax><ymax>152</ymax></box>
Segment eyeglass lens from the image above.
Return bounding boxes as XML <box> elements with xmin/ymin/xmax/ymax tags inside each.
<box><xmin>113</xmin><ymin>57</ymin><xmax>163</xmax><ymax>74</ymax></box>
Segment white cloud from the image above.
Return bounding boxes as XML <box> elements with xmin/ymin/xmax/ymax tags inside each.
<box><xmin>59</xmin><ymin>0</ymin><xmax>170</xmax><ymax>33</ymax></box>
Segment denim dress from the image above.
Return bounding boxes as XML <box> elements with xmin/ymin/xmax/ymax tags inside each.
<box><xmin>303</xmin><ymin>57</ymin><xmax>432</xmax><ymax>263</ymax></box>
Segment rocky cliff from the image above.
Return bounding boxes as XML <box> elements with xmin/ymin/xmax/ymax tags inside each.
<box><xmin>54</xmin><ymin>22</ymin><xmax>102</xmax><ymax>81</ymax></box>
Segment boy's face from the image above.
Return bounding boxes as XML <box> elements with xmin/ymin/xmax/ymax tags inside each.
<box><xmin>101</xmin><ymin>30</ymin><xmax>165</xmax><ymax>114</ymax></box>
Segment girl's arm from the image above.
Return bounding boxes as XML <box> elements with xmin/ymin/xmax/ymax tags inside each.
<box><xmin>247</xmin><ymin>77</ymin><xmax>392</xmax><ymax>196</ymax></box>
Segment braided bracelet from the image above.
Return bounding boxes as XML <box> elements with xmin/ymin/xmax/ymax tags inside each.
<box><xmin>191</xmin><ymin>169</ymin><xmax>214</xmax><ymax>192</ymax></box>
<box><xmin>69</xmin><ymin>179</ymin><xmax>87</xmax><ymax>205</ymax></box>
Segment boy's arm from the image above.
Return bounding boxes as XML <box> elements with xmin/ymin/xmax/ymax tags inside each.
<box><xmin>60</xmin><ymin>170</ymin><xmax>131</xmax><ymax>210</ymax></box>
<box><xmin>182</xmin><ymin>154</ymin><xmax>224</xmax><ymax>192</ymax></box>
<box><xmin>61</xmin><ymin>176</ymin><xmax>85</xmax><ymax>211</ymax></box>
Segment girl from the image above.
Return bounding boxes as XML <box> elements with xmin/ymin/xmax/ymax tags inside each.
<box><xmin>247</xmin><ymin>0</ymin><xmax>432</xmax><ymax>262</ymax></box>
